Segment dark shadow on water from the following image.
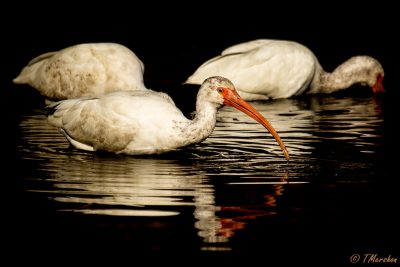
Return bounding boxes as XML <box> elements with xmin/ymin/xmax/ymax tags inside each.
<box><xmin>5</xmin><ymin>88</ymin><xmax>395</xmax><ymax>265</ymax></box>
<box><xmin>0</xmin><ymin>7</ymin><xmax>396</xmax><ymax>264</ymax></box>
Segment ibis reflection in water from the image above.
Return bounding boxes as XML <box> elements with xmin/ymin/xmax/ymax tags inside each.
<box><xmin>16</xmin><ymin>94</ymin><xmax>383</xmax><ymax>249</ymax></box>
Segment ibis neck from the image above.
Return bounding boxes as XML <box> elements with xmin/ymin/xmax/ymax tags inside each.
<box><xmin>309</xmin><ymin>56</ymin><xmax>379</xmax><ymax>94</ymax></box>
<box><xmin>314</xmin><ymin>72</ymin><xmax>352</xmax><ymax>94</ymax></box>
<box><xmin>180</xmin><ymin>101</ymin><xmax>218</xmax><ymax>147</ymax></box>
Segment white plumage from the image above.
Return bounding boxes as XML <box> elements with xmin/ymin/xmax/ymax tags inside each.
<box><xmin>14</xmin><ymin>43</ymin><xmax>147</xmax><ymax>100</ymax></box>
<box><xmin>47</xmin><ymin>76</ymin><xmax>289</xmax><ymax>160</ymax></box>
<box><xmin>185</xmin><ymin>39</ymin><xmax>385</xmax><ymax>100</ymax></box>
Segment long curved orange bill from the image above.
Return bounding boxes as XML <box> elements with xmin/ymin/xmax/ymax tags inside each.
<box><xmin>222</xmin><ymin>88</ymin><xmax>290</xmax><ymax>161</ymax></box>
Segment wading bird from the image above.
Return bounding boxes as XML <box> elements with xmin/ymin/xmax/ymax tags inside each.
<box><xmin>13</xmin><ymin>43</ymin><xmax>147</xmax><ymax>100</ymax></box>
<box><xmin>47</xmin><ymin>76</ymin><xmax>289</xmax><ymax>160</ymax></box>
<box><xmin>185</xmin><ymin>39</ymin><xmax>384</xmax><ymax>100</ymax></box>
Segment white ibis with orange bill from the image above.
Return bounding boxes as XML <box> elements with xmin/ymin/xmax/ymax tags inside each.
<box><xmin>185</xmin><ymin>39</ymin><xmax>384</xmax><ymax>100</ymax></box>
<box><xmin>47</xmin><ymin>76</ymin><xmax>289</xmax><ymax>160</ymax></box>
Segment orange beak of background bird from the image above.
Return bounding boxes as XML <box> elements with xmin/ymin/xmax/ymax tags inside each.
<box><xmin>372</xmin><ymin>74</ymin><xmax>384</xmax><ymax>93</ymax></box>
<box><xmin>221</xmin><ymin>87</ymin><xmax>290</xmax><ymax>161</ymax></box>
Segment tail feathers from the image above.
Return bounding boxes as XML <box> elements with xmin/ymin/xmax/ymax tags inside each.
<box><xmin>45</xmin><ymin>100</ymin><xmax>63</xmax><ymax>116</ymax></box>
<box><xmin>46</xmin><ymin>99</ymin><xmax>78</xmax><ymax>127</ymax></box>
<box><xmin>46</xmin><ymin>97</ymin><xmax>97</xmax><ymax>127</ymax></box>
<box><xmin>45</xmin><ymin>97</ymin><xmax>86</xmax><ymax>115</ymax></box>
<box><xmin>13</xmin><ymin>67</ymin><xmax>34</xmax><ymax>84</ymax></box>
<box><xmin>13</xmin><ymin>51</ymin><xmax>56</xmax><ymax>84</ymax></box>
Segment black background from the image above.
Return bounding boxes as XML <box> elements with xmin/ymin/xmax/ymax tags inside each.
<box><xmin>1</xmin><ymin>3</ymin><xmax>396</xmax><ymax>89</ymax></box>
<box><xmin>1</xmin><ymin>2</ymin><xmax>397</xmax><ymax>264</ymax></box>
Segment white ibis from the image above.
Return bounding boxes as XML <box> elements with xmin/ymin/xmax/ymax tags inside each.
<box><xmin>185</xmin><ymin>39</ymin><xmax>385</xmax><ymax>100</ymax></box>
<box><xmin>13</xmin><ymin>43</ymin><xmax>147</xmax><ymax>100</ymax></box>
<box><xmin>47</xmin><ymin>76</ymin><xmax>289</xmax><ymax>160</ymax></box>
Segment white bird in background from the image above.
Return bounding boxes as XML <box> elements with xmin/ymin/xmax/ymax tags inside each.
<box><xmin>47</xmin><ymin>76</ymin><xmax>289</xmax><ymax>160</ymax></box>
<box><xmin>185</xmin><ymin>39</ymin><xmax>385</xmax><ymax>100</ymax></box>
<box><xmin>13</xmin><ymin>43</ymin><xmax>147</xmax><ymax>100</ymax></box>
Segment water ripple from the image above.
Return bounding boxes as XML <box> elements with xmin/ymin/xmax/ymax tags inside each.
<box><xmin>15</xmin><ymin>95</ymin><xmax>384</xmax><ymax>246</ymax></box>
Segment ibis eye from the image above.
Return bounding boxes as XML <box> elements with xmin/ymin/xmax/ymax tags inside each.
<box><xmin>217</xmin><ymin>88</ymin><xmax>224</xmax><ymax>93</ymax></box>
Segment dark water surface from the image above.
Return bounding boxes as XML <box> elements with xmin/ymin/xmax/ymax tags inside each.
<box><xmin>1</xmin><ymin>6</ymin><xmax>397</xmax><ymax>264</ymax></box>
<box><xmin>7</xmin><ymin>92</ymin><xmax>395</xmax><ymax>264</ymax></box>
